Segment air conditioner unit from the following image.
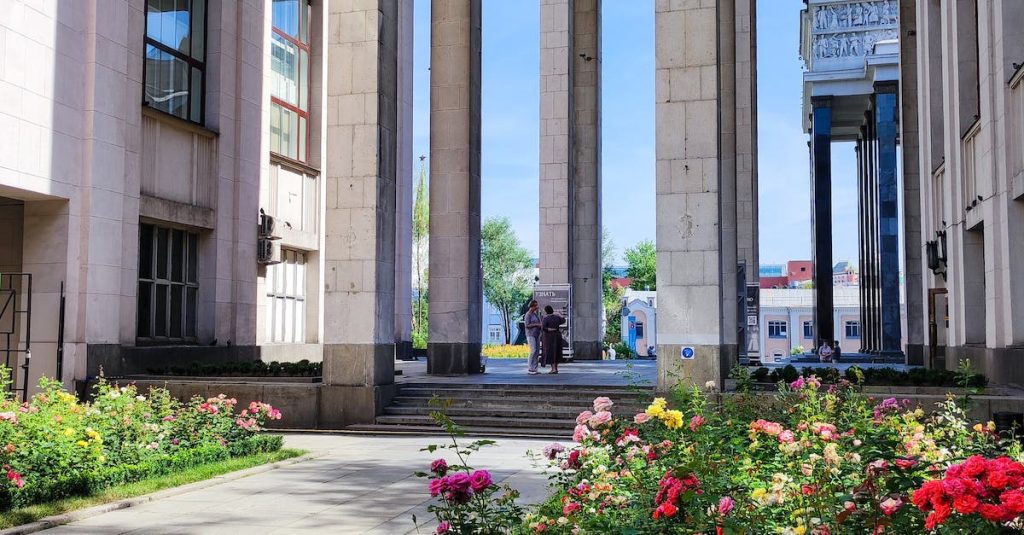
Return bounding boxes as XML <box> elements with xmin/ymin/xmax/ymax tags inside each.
<box><xmin>258</xmin><ymin>209</ymin><xmax>279</xmax><ymax>239</ymax></box>
<box><xmin>257</xmin><ymin>238</ymin><xmax>282</xmax><ymax>265</ymax></box>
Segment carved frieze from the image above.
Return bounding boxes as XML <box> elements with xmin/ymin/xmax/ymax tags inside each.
<box><xmin>812</xmin><ymin>1</ymin><xmax>899</xmax><ymax>32</ymax></box>
<box><xmin>812</xmin><ymin>28</ymin><xmax>899</xmax><ymax>59</ymax></box>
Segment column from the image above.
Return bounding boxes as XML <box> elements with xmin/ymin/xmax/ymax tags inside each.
<box><xmin>899</xmin><ymin>0</ymin><xmax>925</xmax><ymax>364</ymax></box>
<box><xmin>856</xmin><ymin>139</ymin><xmax>867</xmax><ymax>353</ymax></box>
<box><xmin>428</xmin><ymin>0</ymin><xmax>483</xmax><ymax>375</ymax></box>
<box><xmin>875</xmin><ymin>82</ymin><xmax>903</xmax><ymax>356</ymax></box>
<box><xmin>538</xmin><ymin>0</ymin><xmax>603</xmax><ymax>359</ymax></box>
<box><xmin>321</xmin><ymin>1</ymin><xmax>400</xmax><ymax>426</ymax></box>
<box><xmin>655</xmin><ymin>2</ymin><xmax>730</xmax><ymax>389</ymax></box>
<box><xmin>735</xmin><ymin>0</ymin><xmax>760</xmax><ymax>363</ymax></box>
<box><xmin>810</xmin><ymin>96</ymin><xmax>834</xmax><ymax>349</ymax></box>
<box><xmin>394</xmin><ymin>0</ymin><xmax>414</xmax><ymax>360</ymax></box>
<box><xmin>864</xmin><ymin>110</ymin><xmax>879</xmax><ymax>353</ymax></box>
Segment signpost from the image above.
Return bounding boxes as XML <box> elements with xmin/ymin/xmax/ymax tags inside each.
<box><xmin>532</xmin><ymin>284</ymin><xmax>573</xmax><ymax>359</ymax></box>
<box><xmin>745</xmin><ymin>283</ymin><xmax>761</xmax><ymax>365</ymax></box>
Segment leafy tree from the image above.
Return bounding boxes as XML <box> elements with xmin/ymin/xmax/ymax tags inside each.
<box><xmin>601</xmin><ymin>228</ymin><xmax>621</xmax><ymax>344</ymax></box>
<box><xmin>412</xmin><ymin>157</ymin><xmax>429</xmax><ymax>349</ymax></box>
<box><xmin>624</xmin><ymin>239</ymin><xmax>657</xmax><ymax>291</ymax></box>
<box><xmin>482</xmin><ymin>217</ymin><xmax>534</xmax><ymax>345</ymax></box>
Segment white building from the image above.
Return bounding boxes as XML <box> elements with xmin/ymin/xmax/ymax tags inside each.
<box><xmin>620</xmin><ymin>289</ymin><xmax>657</xmax><ymax>357</ymax></box>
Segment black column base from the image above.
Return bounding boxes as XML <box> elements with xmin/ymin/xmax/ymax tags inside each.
<box><xmin>395</xmin><ymin>340</ymin><xmax>415</xmax><ymax>361</ymax></box>
<box><xmin>428</xmin><ymin>342</ymin><xmax>483</xmax><ymax>375</ymax></box>
<box><xmin>572</xmin><ymin>341</ymin><xmax>604</xmax><ymax>360</ymax></box>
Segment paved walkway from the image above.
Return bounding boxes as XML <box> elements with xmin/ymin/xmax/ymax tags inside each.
<box><xmin>40</xmin><ymin>434</ymin><xmax>556</xmax><ymax>535</ymax></box>
<box><xmin>397</xmin><ymin>357</ymin><xmax>657</xmax><ymax>387</ymax></box>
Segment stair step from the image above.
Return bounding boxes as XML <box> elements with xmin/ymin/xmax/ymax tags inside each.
<box><xmin>345</xmin><ymin>423</ymin><xmax>569</xmax><ymax>439</ymax></box>
<box><xmin>376</xmin><ymin>414</ymin><xmax>579</xmax><ymax>430</ymax></box>
<box><xmin>395</xmin><ymin>387</ymin><xmax>653</xmax><ymax>400</ymax></box>
<box><xmin>389</xmin><ymin>395</ymin><xmax>648</xmax><ymax>409</ymax></box>
<box><xmin>382</xmin><ymin>405</ymin><xmax>644</xmax><ymax>420</ymax></box>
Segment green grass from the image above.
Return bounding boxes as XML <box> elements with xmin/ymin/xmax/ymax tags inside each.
<box><xmin>0</xmin><ymin>448</ymin><xmax>306</xmax><ymax>530</ymax></box>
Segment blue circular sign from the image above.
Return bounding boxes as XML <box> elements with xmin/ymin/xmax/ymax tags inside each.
<box><xmin>682</xmin><ymin>347</ymin><xmax>694</xmax><ymax>359</ymax></box>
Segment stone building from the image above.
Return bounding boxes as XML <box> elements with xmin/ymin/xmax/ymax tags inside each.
<box><xmin>913</xmin><ymin>0</ymin><xmax>1024</xmax><ymax>381</ymax></box>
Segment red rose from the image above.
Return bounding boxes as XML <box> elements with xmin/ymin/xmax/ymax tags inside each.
<box><xmin>952</xmin><ymin>493</ymin><xmax>980</xmax><ymax>514</ymax></box>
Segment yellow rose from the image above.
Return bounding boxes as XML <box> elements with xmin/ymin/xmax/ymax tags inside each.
<box><xmin>974</xmin><ymin>423</ymin><xmax>984</xmax><ymax>433</ymax></box>
<box><xmin>662</xmin><ymin>410</ymin><xmax>684</xmax><ymax>430</ymax></box>
<box><xmin>77</xmin><ymin>440</ymin><xmax>88</xmax><ymax>447</ymax></box>
<box><xmin>751</xmin><ymin>488</ymin><xmax>767</xmax><ymax>501</ymax></box>
<box><xmin>63</xmin><ymin>428</ymin><xmax>76</xmax><ymax>437</ymax></box>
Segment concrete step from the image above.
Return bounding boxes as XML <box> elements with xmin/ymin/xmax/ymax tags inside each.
<box><xmin>376</xmin><ymin>413</ymin><xmax>577</xmax><ymax>430</ymax></box>
<box><xmin>395</xmin><ymin>386</ymin><xmax>653</xmax><ymax>401</ymax></box>
<box><xmin>345</xmin><ymin>423</ymin><xmax>569</xmax><ymax>440</ymax></box>
<box><xmin>388</xmin><ymin>396</ymin><xmax>647</xmax><ymax>412</ymax></box>
<box><xmin>382</xmin><ymin>405</ymin><xmax>643</xmax><ymax>420</ymax></box>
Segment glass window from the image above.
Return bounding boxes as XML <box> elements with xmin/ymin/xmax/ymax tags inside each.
<box><xmin>487</xmin><ymin>325</ymin><xmax>502</xmax><ymax>344</ymax></box>
<box><xmin>145</xmin><ymin>0</ymin><xmax>206</xmax><ymax>123</ymax></box>
<box><xmin>803</xmin><ymin>321</ymin><xmax>813</xmax><ymax>340</ymax></box>
<box><xmin>266</xmin><ymin>250</ymin><xmax>307</xmax><ymax>343</ymax></box>
<box><xmin>270</xmin><ymin>0</ymin><xmax>312</xmax><ymax>163</ymax></box>
<box><xmin>138</xmin><ymin>223</ymin><xmax>200</xmax><ymax>342</ymax></box>
<box><xmin>845</xmin><ymin>321</ymin><xmax>861</xmax><ymax>339</ymax></box>
<box><xmin>768</xmin><ymin>321</ymin><xmax>788</xmax><ymax>339</ymax></box>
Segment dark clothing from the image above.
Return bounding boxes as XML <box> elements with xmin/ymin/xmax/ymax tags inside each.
<box><xmin>541</xmin><ymin>314</ymin><xmax>565</xmax><ymax>366</ymax></box>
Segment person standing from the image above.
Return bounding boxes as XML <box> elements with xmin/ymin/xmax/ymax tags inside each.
<box><xmin>524</xmin><ymin>300</ymin><xmax>542</xmax><ymax>375</ymax></box>
<box><xmin>541</xmin><ymin>305</ymin><xmax>565</xmax><ymax>374</ymax></box>
<box><xmin>833</xmin><ymin>340</ymin><xmax>842</xmax><ymax>363</ymax></box>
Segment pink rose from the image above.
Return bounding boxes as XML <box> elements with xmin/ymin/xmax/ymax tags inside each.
<box><xmin>718</xmin><ymin>496</ymin><xmax>735</xmax><ymax>516</ymax></box>
<box><xmin>446</xmin><ymin>472</ymin><xmax>471</xmax><ymax>492</ymax></box>
<box><xmin>779</xmin><ymin>430</ymin><xmax>795</xmax><ymax>443</ymax></box>
<box><xmin>880</xmin><ymin>496</ymin><xmax>903</xmax><ymax>516</ymax></box>
<box><xmin>634</xmin><ymin>413</ymin><xmax>651</xmax><ymax>424</ymax></box>
<box><xmin>469</xmin><ymin>470</ymin><xmax>493</xmax><ymax>492</ymax></box>
<box><xmin>573</xmin><ymin>424</ymin><xmax>590</xmax><ymax>442</ymax></box>
<box><xmin>436</xmin><ymin>521</ymin><xmax>451</xmax><ymax>534</ymax></box>
<box><xmin>429</xmin><ymin>478</ymin><xmax>445</xmax><ymax>497</ymax></box>
<box><xmin>576</xmin><ymin>411</ymin><xmax>594</xmax><ymax>426</ymax></box>
<box><xmin>431</xmin><ymin>458</ymin><xmax>448</xmax><ymax>476</ymax></box>
<box><xmin>689</xmin><ymin>415</ymin><xmax>706</xmax><ymax>432</ymax></box>
<box><xmin>593</xmin><ymin>396</ymin><xmax>614</xmax><ymax>412</ymax></box>
<box><xmin>588</xmin><ymin>411</ymin><xmax>612</xmax><ymax>428</ymax></box>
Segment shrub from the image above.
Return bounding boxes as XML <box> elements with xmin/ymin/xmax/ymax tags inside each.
<box><xmin>611</xmin><ymin>342</ymin><xmax>633</xmax><ymax>359</ymax></box>
<box><xmin>145</xmin><ymin>360</ymin><xmax>321</xmax><ymax>377</ymax></box>
<box><xmin>0</xmin><ymin>369</ymin><xmax>283</xmax><ymax>510</ymax></box>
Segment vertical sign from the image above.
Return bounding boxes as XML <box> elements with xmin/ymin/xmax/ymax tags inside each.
<box><xmin>746</xmin><ymin>283</ymin><xmax>761</xmax><ymax>364</ymax></box>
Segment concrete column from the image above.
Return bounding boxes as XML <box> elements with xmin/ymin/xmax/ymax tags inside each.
<box><xmin>655</xmin><ymin>2</ymin><xmax>731</xmax><ymax>390</ymax></box>
<box><xmin>394</xmin><ymin>0</ymin><xmax>414</xmax><ymax>360</ymax></box>
<box><xmin>899</xmin><ymin>0</ymin><xmax>925</xmax><ymax>364</ymax></box>
<box><xmin>789</xmin><ymin>309</ymin><xmax>801</xmax><ymax>354</ymax></box>
<box><xmin>811</xmin><ymin>96</ymin><xmax>834</xmax><ymax>349</ymax></box>
<box><xmin>735</xmin><ymin>0</ymin><xmax>759</xmax><ymax>363</ymax></box>
<box><xmin>321</xmin><ymin>1</ymin><xmax>400</xmax><ymax>425</ymax></box>
<box><xmin>875</xmin><ymin>82</ymin><xmax>903</xmax><ymax>357</ymax></box>
<box><xmin>428</xmin><ymin>0</ymin><xmax>483</xmax><ymax>375</ymax></box>
<box><xmin>864</xmin><ymin>110</ymin><xmax>879</xmax><ymax>353</ymax></box>
<box><xmin>856</xmin><ymin>139</ymin><xmax>867</xmax><ymax>353</ymax></box>
<box><xmin>572</xmin><ymin>0</ymin><xmax>602</xmax><ymax>359</ymax></box>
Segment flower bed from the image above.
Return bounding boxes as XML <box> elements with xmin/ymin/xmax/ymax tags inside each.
<box><xmin>748</xmin><ymin>365</ymin><xmax>987</xmax><ymax>389</ymax></box>
<box><xmin>483</xmin><ymin>345</ymin><xmax>531</xmax><ymax>359</ymax></box>
<box><xmin>145</xmin><ymin>359</ymin><xmax>321</xmax><ymax>377</ymax></box>
<box><xmin>423</xmin><ymin>376</ymin><xmax>1024</xmax><ymax>534</ymax></box>
<box><xmin>0</xmin><ymin>373</ymin><xmax>283</xmax><ymax>510</ymax></box>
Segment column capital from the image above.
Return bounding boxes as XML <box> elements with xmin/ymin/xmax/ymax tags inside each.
<box><xmin>874</xmin><ymin>80</ymin><xmax>899</xmax><ymax>94</ymax></box>
<box><xmin>811</xmin><ymin>95</ymin><xmax>833</xmax><ymax>109</ymax></box>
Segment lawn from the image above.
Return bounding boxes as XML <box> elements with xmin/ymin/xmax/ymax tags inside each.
<box><xmin>0</xmin><ymin>447</ymin><xmax>306</xmax><ymax>529</ymax></box>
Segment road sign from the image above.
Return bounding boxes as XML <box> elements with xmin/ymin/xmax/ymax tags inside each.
<box><xmin>681</xmin><ymin>346</ymin><xmax>695</xmax><ymax>360</ymax></box>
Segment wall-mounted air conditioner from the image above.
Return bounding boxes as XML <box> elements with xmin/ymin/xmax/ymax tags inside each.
<box><xmin>259</xmin><ymin>208</ymin><xmax>280</xmax><ymax>239</ymax></box>
<box><xmin>257</xmin><ymin>238</ymin><xmax>282</xmax><ymax>265</ymax></box>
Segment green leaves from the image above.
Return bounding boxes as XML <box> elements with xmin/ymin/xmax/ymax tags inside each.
<box><xmin>623</xmin><ymin>240</ymin><xmax>656</xmax><ymax>291</ymax></box>
<box><xmin>482</xmin><ymin>217</ymin><xmax>534</xmax><ymax>344</ymax></box>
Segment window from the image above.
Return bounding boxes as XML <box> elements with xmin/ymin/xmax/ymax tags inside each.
<box><xmin>635</xmin><ymin>322</ymin><xmax>645</xmax><ymax>338</ymax></box>
<box><xmin>487</xmin><ymin>325</ymin><xmax>503</xmax><ymax>344</ymax></box>
<box><xmin>144</xmin><ymin>0</ymin><xmax>206</xmax><ymax>123</ymax></box>
<box><xmin>138</xmin><ymin>223</ymin><xmax>199</xmax><ymax>341</ymax></box>
<box><xmin>768</xmin><ymin>321</ymin><xmax>787</xmax><ymax>339</ymax></box>
<box><xmin>266</xmin><ymin>250</ymin><xmax>307</xmax><ymax>343</ymax></box>
<box><xmin>270</xmin><ymin>0</ymin><xmax>312</xmax><ymax>162</ymax></box>
<box><xmin>845</xmin><ymin>321</ymin><xmax>861</xmax><ymax>339</ymax></box>
<box><xmin>803</xmin><ymin>321</ymin><xmax>814</xmax><ymax>340</ymax></box>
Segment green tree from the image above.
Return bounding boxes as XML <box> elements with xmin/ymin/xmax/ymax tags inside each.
<box><xmin>601</xmin><ymin>228</ymin><xmax>621</xmax><ymax>344</ymax></box>
<box><xmin>412</xmin><ymin>157</ymin><xmax>429</xmax><ymax>349</ymax></box>
<box><xmin>482</xmin><ymin>217</ymin><xmax>534</xmax><ymax>345</ymax></box>
<box><xmin>624</xmin><ymin>239</ymin><xmax>657</xmax><ymax>290</ymax></box>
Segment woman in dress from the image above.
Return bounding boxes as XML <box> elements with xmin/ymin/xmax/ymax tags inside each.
<box><xmin>541</xmin><ymin>305</ymin><xmax>565</xmax><ymax>375</ymax></box>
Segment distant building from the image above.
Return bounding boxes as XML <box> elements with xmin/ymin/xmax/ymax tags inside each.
<box><xmin>620</xmin><ymin>290</ymin><xmax>657</xmax><ymax>357</ymax></box>
<box><xmin>832</xmin><ymin>261</ymin><xmax>859</xmax><ymax>286</ymax></box>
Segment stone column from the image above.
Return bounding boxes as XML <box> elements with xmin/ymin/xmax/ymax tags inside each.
<box><xmin>394</xmin><ymin>0</ymin><xmax>414</xmax><ymax>360</ymax></box>
<box><xmin>856</xmin><ymin>139</ymin><xmax>867</xmax><ymax>352</ymax></box>
<box><xmin>538</xmin><ymin>0</ymin><xmax>602</xmax><ymax>359</ymax></box>
<box><xmin>810</xmin><ymin>96</ymin><xmax>834</xmax><ymax>349</ymax></box>
<box><xmin>428</xmin><ymin>0</ymin><xmax>483</xmax><ymax>375</ymax></box>
<box><xmin>654</xmin><ymin>2</ymin><xmax>730</xmax><ymax>389</ymax></box>
<box><xmin>735</xmin><ymin>0</ymin><xmax>759</xmax><ymax>363</ymax></box>
<box><xmin>899</xmin><ymin>0</ymin><xmax>925</xmax><ymax>364</ymax></box>
<box><xmin>321</xmin><ymin>1</ymin><xmax>400</xmax><ymax>426</ymax></box>
<box><xmin>875</xmin><ymin>82</ymin><xmax>903</xmax><ymax>356</ymax></box>
<box><xmin>863</xmin><ymin>110</ymin><xmax>879</xmax><ymax>353</ymax></box>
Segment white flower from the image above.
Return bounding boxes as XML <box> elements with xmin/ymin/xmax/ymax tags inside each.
<box><xmin>704</xmin><ymin>380</ymin><xmax>718</xmax><ymax>391</ymax></box>
<box><xmin>136</xmin><ymin>395</ymin><xmax>146</xmax><ymax>401</ymax></box>
<box><xmin>108</xmin><ymin>391</ymin><xmax>121</xmax><ymax>399</ymax></box>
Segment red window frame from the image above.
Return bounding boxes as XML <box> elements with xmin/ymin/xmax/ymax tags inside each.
<box><xmin>271</xmin><ymin>1</ymin><xmax>312</xmax><ymax>163</ymax></box>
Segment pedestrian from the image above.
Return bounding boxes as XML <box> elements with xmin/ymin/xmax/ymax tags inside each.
<box><xmin>541</xmin><ymin>305</ymin><xmax>565</xmax><ymax>375</ymax></box>
<box><xmin>524</xmin><ymin>300</ymin><xmax>543</xmax><ymax>375</ymax></box>
<box><xmin>833</xmin><ymin>340</ymin><xmax>842</xmax><ymax>363</ymax></box>
<box><xmin>818</xmin><ymin>341</ymin><xmax>834</xmax><ymax>363</ymax></box>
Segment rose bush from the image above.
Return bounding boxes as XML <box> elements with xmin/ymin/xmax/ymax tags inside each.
<box><xmin>0</xmin><ymin>371</ymin><xmax>283</xmax><ymax>510</ymax></box>
<box><xmin>425</xmin><ymin>374</ymin><xmax>1024</xmax><ymax>534</ymax></box>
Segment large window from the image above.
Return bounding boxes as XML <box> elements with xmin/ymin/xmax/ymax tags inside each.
<box><xmin>845</xmin><ymin>321</ymin><xmax>861</xmax><ymax>339</ymax></box>
<box><xmin>138</xmin><ymin>224</ymin><xmax>199</xmax><ymax>342</ymax></box>
<box><xmin>768</xmin><ymin>321</ymin><xmax>788</xmax><ymax>339</ymax></box>
<box><xmin>271</xmin><ymin>0</ymin><xmax>312</xmax><ymax>162</ymax></box>
<box><xmin>144</xmin><ymin>0</ymin><xmax>206</xmax><ymax>123</ymax></box>
<box><xmin>266</xmin><ymin>250</ymin><xmax>307</xmax><ymax>343</ymax></box>
<box><xmin>803</xmin><ymin>321</ymin><xmax>814</xmax><ymax>340</ymax></box>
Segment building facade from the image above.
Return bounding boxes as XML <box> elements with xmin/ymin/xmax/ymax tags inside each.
<box><xmin>914</xmin><ymin>0</ymin><xmax>1024</xmax><ymax>381</ymax></box>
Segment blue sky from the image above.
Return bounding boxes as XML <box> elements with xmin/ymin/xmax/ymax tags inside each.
<box><xmin>411</xmin><ymin>1</ymin><xmax>861</xmax><ymax>267</ymax></box>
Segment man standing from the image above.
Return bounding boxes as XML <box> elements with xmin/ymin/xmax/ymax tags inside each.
<box><xmin>525</xmin><ymin>300</ymin><xmax>543</xmax><ymax>375</ymax></box>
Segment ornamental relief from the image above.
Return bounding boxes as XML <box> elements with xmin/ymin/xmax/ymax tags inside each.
<box><xmin>813</xmin><ymin>1</ymin><xmax>899</xmax><ymax>32</ymax></box>
<box><xmin>812</xmin><ymin>28</ymin><xmax>898</xmax><ymax>59</ymax></box>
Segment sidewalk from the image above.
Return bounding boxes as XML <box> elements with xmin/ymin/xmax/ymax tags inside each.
<box><xmin>38</xmin><ymin>434</ymin><xmax>556</xmax><ymax>535</ymax></box>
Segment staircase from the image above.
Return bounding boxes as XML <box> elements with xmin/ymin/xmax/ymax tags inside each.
<box><xmin>348</xmin><ymin>382</ymin><xmax>656</xmax><ymax>439</ymax></box>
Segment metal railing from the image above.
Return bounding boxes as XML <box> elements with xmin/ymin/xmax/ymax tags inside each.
<box><xmin>0</xmin><ymin>273</ymin><xmax>32</xmax><ymax>401</ymax></box>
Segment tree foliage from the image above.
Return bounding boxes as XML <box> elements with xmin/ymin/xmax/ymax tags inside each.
<box><xmin>624</xmin><ymin>239</ymin><xmax>657</xmax><ymax>291</ymax></box>
<box><xmin>412</xmin><ymin>158</ymin><xmax>429</xmax><ymax>349</ymax></box>
<box><xmin>481</xmin><ymin>217</ymin><xmax>534</xmax><ymax>345</ymax></box>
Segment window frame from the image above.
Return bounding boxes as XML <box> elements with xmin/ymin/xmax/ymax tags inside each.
<box><xmin>137</xmin><ymin>223</ymin><xmax>200</xmax><ymax>344</ymax></box>
<box><xmin>142</xmin><ymin>0</ymin><xmax>208</xmax><ymax>124</ymax></box>
<box><xmin>845</xmin><ymin>321</ymin><xmax>861</xmax><ymax>339</ymax></box>
<box><xmin>270</xmin><ymin>0</ymin><xmax>313</xmax><ymax>164</ymax></box>
<box><xmin>265</xmin><ymin>249</ymin><xmax>308</xmax><ymax>344</ymax></box>
<box><xmin>803</xmin><ymin>321</ymin><xmax>814</xmax><ymax>340</ymax></box>
<box><xmin>767</xmin><ymin>321</ymin><xmax>788</xmax><ymax>339</ymax></box>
